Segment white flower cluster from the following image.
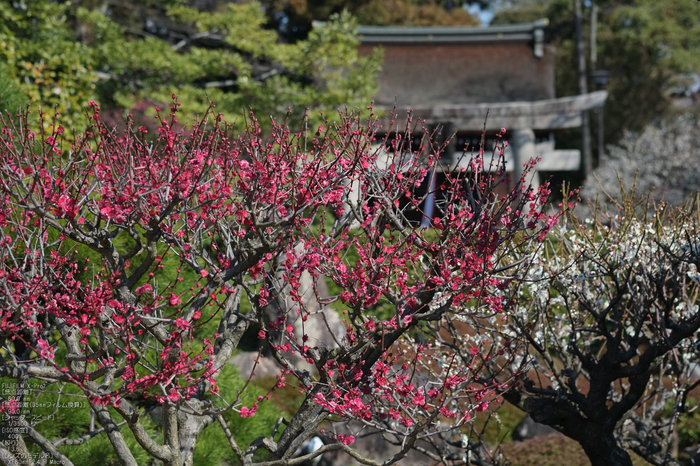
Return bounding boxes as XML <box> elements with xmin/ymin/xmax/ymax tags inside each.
<box><xmin>688</xmin><ymin>263</ymin><xmax>700</xmax><ymax>284</ymax></box>
<box><xmin>429</xmin><ymin>291</ymin><xmax>449</xmax><ymax>311</ymax></box>
<box><xmin>511</xmin><ymin>215</ymin><xmax>700</xmax><ymax>346</ymax></box>
<box><xmin>580</xmin><ymin>114</ymin><xmax>700</xmax><ymax>211</ymax></box>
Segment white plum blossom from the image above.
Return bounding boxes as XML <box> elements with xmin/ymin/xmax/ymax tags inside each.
<box><xmin>490</xmin><ymin>195</ymin><xmax>700</xmax><ymax>466</ymax></box>
<box><xmin>581</xmin><ymin>114</ymin><xmax>700</xmax><ymax>211</ymax></box>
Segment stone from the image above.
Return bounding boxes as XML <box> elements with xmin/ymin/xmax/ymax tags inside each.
<box><xmin>512</xmin><ymin>415</ymin><xmax>558</xmax><ymax>441</ymax></box>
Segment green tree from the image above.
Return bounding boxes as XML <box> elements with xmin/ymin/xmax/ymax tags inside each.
<box><xmin>0</xmin><ymin>0</ymin><xmax>100</xmax><ymax>131</ymax></box>
<box><xmin>0</xmin><ymin>0</ymin><xmax>381</xmax><ymax>131</ymax></box>
<box><xmin>264</xmin><ymin>0</ymin><xmax>479</xmax><ymax>41</ymax></box>
<box><xmin>353</xmin><ymin>0</ymin><xmax>480</xmax><ymax>26</ymax></box>
<box><xmin>90</xmin><ymin>2</ymin><xmax>381</xmax><ymax>127</ymax></box>
<box><xmin>0</xmin><ymin>64</ymin><xmax>24</xmax><ymax>115</ymax></box>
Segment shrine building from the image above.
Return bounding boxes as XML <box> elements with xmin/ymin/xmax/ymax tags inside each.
<box><xmin>357</xmin><ymin>19</ymin><xmax>607</xmax><ymax>220</ymax></box>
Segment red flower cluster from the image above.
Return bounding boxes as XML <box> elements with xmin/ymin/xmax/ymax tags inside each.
<box><xmin>0</xmin><ymin>98</ymin><xmax>557</xmax><ymax>463</ymax></box>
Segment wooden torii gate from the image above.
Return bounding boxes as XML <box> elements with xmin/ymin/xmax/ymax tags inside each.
<box><xmin>376</xmin><ymin>90</ymin><xmax>608</xmax><ymax>182</ymax></box>
<box><xmin>371</xmin><ymin>90</ymin><xmax>608</xmax><ymax>225</ymax></box>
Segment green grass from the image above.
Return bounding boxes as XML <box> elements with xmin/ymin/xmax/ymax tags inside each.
<box><xmin>475</xmin><ymin>402</ymin><xmax>527</xmax><ymax>445</ymax></box>
<box><xmin>0</xmin><ymin>362</ymin><xmax>297</xmax><ymax>466</ymax></box>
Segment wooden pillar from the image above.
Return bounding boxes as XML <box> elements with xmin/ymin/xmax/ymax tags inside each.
<box><xmin>574</xmin><ymin>0</ymin><xmax>592</xmax><ymax>178</ymax></box>
<box><xmin>511</xmin><ymin>128</ymin><xmax>540</xmax><ymax>192</ymax></box>
<box><xmin>421</xmin><ymin>123</ymin><xmax>454</xmax><ymax>228</ymax></box>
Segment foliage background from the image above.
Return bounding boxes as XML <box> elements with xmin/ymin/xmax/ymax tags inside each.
<box><xmin>0</xmin><ymin>0</ymin><xmax>381</xmax><ymax>132</ymax></box>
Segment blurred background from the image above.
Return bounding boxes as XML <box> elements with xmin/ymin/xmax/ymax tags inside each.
<box><xmin>1</xmin><ymin>0</ymin><xmax>699</xmax><ymax>208</ymax></box>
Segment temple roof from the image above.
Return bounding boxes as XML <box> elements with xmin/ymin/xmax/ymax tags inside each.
<box><xmin>357</xmin><ymin>19</ymin><xmax>548</xmax><ymax>48</ymax></box>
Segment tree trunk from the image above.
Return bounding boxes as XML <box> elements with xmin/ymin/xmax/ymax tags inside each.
<box><xmin>178</xmin><ymin>402</ymin><xmax>214</xmax><ymax>466</ymax></box>
<box><xmin>513</xmin><ymin>394</ymin><xmax>635</xmax><ymax>466</ymax></box>
<box><xmin>580</xmin><ymin>434</ymin><xmax>634</xmax><ymax>466</ymax></box>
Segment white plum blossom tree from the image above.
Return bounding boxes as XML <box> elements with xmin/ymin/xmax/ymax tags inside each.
<box><xmin>489</xmin><ymin>190</ymin><xmax>700</xmax><ymax>466</ymax></box>
<box><xmin>581</xmin><ymin>114</ymin><xmax>700</xmax><ymax>210</ymax></box>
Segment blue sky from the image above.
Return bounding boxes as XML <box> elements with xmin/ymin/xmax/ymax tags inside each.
<box><xmin>466</xmin><ymin>3</ymin><xmax>496</xmax><ymax>25</ymax></box>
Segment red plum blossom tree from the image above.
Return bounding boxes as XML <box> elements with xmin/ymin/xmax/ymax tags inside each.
<box><xmin>0</xmin><ymin>99</ymin><xmax>556</xmax><ymax>466</ymax></box>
